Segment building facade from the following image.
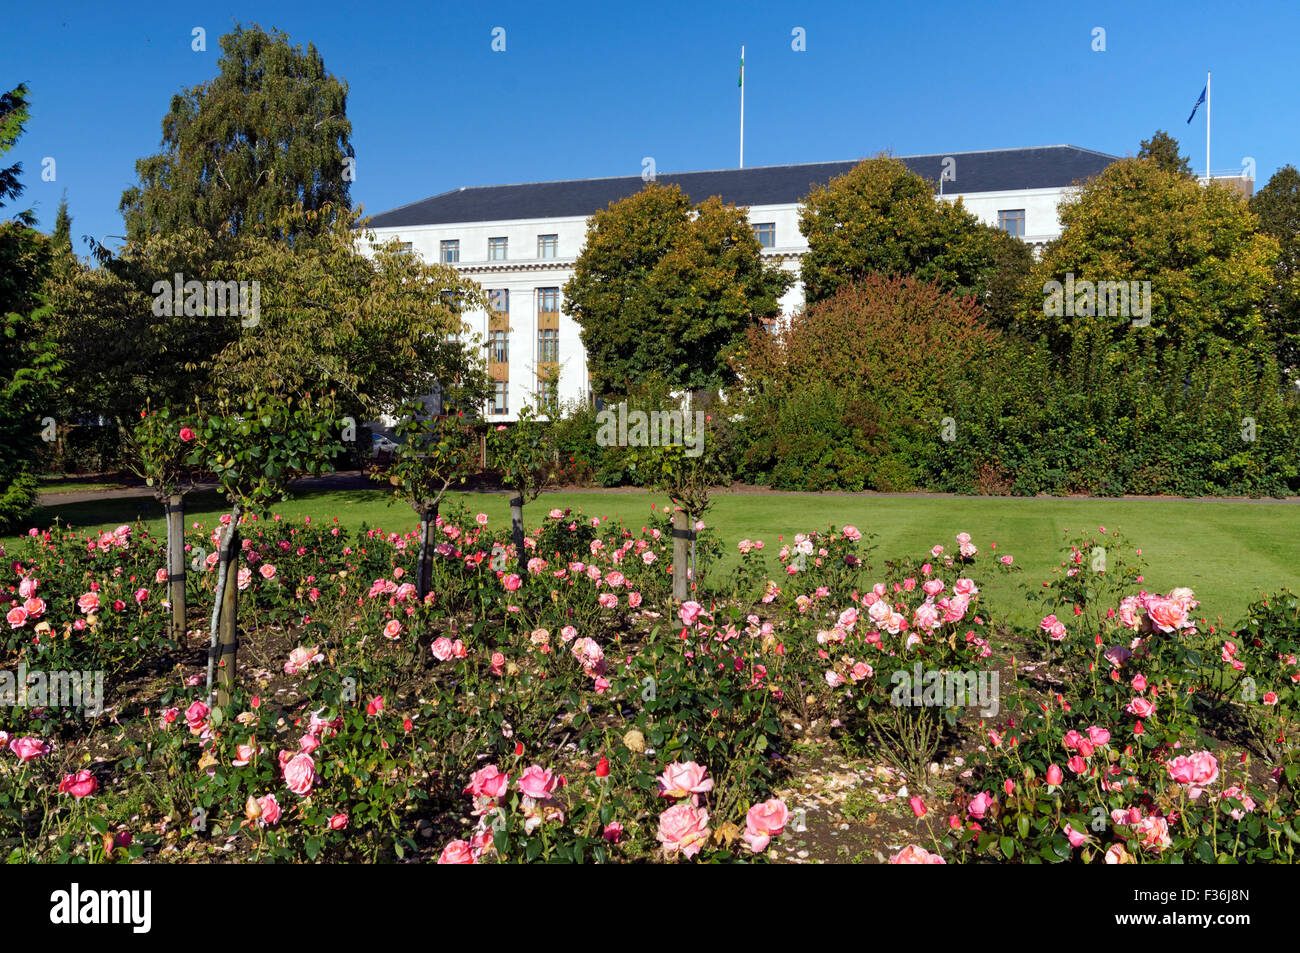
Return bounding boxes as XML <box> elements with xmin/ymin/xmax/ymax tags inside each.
<box><xmin>362</xmin><ymin>145</ymin><xmax>1119</xmax><ymax>420</ymax></box>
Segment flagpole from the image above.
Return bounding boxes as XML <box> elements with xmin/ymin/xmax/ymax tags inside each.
<box><xmin>1205</xmin><ymin>70</ymin><xmax>1211</xmax><ymax>180</ymax></box>
<box><xmin>739</xmin><ymin>45</ymin><xmax>745</xmax><ymax>168</ymax></box>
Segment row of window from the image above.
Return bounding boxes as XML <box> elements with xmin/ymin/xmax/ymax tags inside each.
<box><xmin>437</xmin><ymin>234</ymin><xmax>560</xmax><ymax>264</ymax></box>
<box><xmin>486</xmin><ymin>287</ymin><xmax>560</xmax><ymax>314</ymax></box>
<box><xmin>490</xmin><ymin>378</ymin><xmax>555</xmax><ymax>415</ymax></box>
<box><xmin>419</xmin><ymin>212</ymin><xmax>1027</xmax><ymax>264</ymax></box>
<box><xmin>488</xmin><ymin>328</ymin><xmax>558</xmax><ymax>363</ymax></box>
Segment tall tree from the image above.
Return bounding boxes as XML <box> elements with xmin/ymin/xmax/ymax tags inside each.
<box><xmin>0</xmin><ymin>85</ymin><xmax>32</xmax><ymax>224</ymax></box>
<box><xmin>1138</xmin><ymin>130</ymin><xmax>1194</xmax><ymax>177</ymax></box>
<box><xmin>0</xmin><ymin>84</ymin><xmax>59</xmax><ymax>529</ymax></box>
<box><xmin>211</xmin><ymin>208</ymin><xmax>490</xmax><ymax>419</ymax></box>
<box><xmin>1250</xmin><ymin>165</ymin><xmax>1300</xmax><ymax>371</ymax></box>
<box><xmin>797</xmin><ymin>154</ymin><xmax>1022</xmax><ymax>315</ymax></box>
<box><xmin>563</xmin><ymin>182</ymin><xmax>792</xmax><ymax>398</ymax></box>
<box><xmin>1024</xmin><ymin>158</ymin><xmax>1278</xmax><ymax>356</ymax></box>
<box><xmin>51</xmin><ymin>191</ymin><xmax>72</xmax><ymax>256</ymax></box>
<box><xmin>44</xmin><ymin>226</ymin><xmax>234</xmax><ymax>425</ymax></box>
<box><xmin>120</xmin><ymin>24</ymin><xmax>354</xmax><ymax>242</ymax></box>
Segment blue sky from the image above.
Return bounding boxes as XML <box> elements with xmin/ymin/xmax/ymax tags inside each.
<box><xmin>4</xmin><ymin>0</ymin><xmax>1297</xmax><ymax>252</ymax></box>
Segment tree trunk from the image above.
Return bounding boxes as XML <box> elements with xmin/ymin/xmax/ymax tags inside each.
<box><xmin>672</xmin><ymin>507</ymin><xmax>690</xmax><ymax>602</ymax></box>
<box><xmin>216</xmin><ymin>526</ymin><xmax>240</xmax><ymax>707</ymax></box>
<box><xmin>166</xmin><ymin>493</ymin><xmax>186</xmax><ymax>641</ymax></box>
<box><xmin>416</xmin><ymin>503</ymin><xmax>438</xmax><ymax>600</ymax></box>
<box><xmin>510</xmin><ymin>494</ymin><xmax>526</xmax><ymax>572</ymax></box>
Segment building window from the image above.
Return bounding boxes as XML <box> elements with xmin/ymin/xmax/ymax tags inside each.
<box><xmin>440</xmin><ymin>239</ymin><xmax>460</xmax><ymax>263</ymax></box>
<box><xmin>998</xmin><ymin>209</ymin><xmax>1026</xmax><ymax>238</ymax></box>
<box><xmin>491</xmin><ymin>380</ymin><xmax>508</xmax><ymax>415</ymax></box>
<box><xmin>489</xmin><ymin>330</ymin><xmax>509</xmax><ymax>363</ymax></box>
<box><xmin>396</xmin><ymin>241</ymin><xmax>414</xmax><ymax>254</ymax></box>
<box><xmin>538</xmin><ymin>328</ymin><xmax>558</xmax><ymax>363</ymax></box>
<box><xmin>538</xmin><ymin>377</ymin><xmax>557</xmax><ymax>411</ymax></box>
<box><xmin>538</xmin><ymin>287</ymin><xmax>560</xmax><ymax>313</ymax></box>
<box><xmin>752</xmin><ymin>222</ymin><xmax>776</xmax><ymax>248</ymax></box>
<box><xmin>488</xmin><ymin>288</ymin><xmax>509</xmax><ymax>314</ymax></box>
<box><xmin>538</xmin><ymin>234</ymin><xmax>558</xmax><ymax>258</ymax></box>
<box><xmin>488</xmin><ymin>237</ymin><xmax>508</xmax><ymax>261</ymax></box>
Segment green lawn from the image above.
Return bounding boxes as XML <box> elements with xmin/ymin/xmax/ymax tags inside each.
<box><xmin>10</xmin><ymin>488</ymin><xmax>1300</xmax><ymax>628</ymax></box>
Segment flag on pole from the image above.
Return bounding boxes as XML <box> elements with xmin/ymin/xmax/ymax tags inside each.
<box><xmin>738</xmin><ymin>53</ymin><xmax>744</xmax><ymax>87</ymax></box>
<box><xmin>1187</xmin><ymin>84</ymin><xmax>1207</xmax><ymax>123</ymax></box>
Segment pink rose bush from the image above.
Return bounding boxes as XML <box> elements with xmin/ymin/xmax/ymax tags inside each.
<box><xmin>2</xmin><ymin>512</ymin><xmax>1293</xmax><ymax>865</ymax></box>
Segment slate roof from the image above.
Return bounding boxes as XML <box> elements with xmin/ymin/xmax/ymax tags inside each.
<box><xmin>364</xmin><ymin>145</ymin><xmax>1119</xmax><ymax>229</ymax></box>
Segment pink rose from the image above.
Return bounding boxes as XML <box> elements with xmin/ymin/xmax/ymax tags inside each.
<box><xmin>517</xmin><ymin>764</ymin><xmax>558</xmax><ymax>800</ymax></box>
<box><xmin>283</xmin><ymin>753</ymin><xmax>318</xmax><ymax>796</ymax></box>
<box><xmin>603</xmin><ymin>821</ymin><xmax>624</xmax><ymax>843</ymax></box>
<box><xmin>329</xmin><ymin>813</ymin><xmax>349</xmax><ymax>830</ymax></box>
<box><xmin>1125</xmin><ymin>697</ymin><xmax>1155</xmax><ymax>718</ymax></box>
<box><xmin>1087</xmin><ymin>725</ymin><xmax>1111</xmax><ymax>745</ymax></box>
<box><xmin>431</xmin><ymin>637</ymin><xmax>454</xmax><ymax>661</ymax></box>
<box><xmin>438</xmin><ymin>840</ymin><xmax>476</xmax><ymax>864</ymax></box>
<box><xmin>77</xmin><ymin>592</ymin><xmax>100</xmax><ymax>614</ymax></box>
<box><xmin>1103</xmin><ymin>843</ymin><xmax>1129</xmax><ymax>864</ymax></box>
<box><xmin>5</xmin><ymin>606</ymin><xmax>27</xmax><ymax>628</ymax></box>
<box><xmin>9</xmin><ymin>736</ymin><xmax>50</xmax><ymax>761</ymax></box>
<box><xmin>1165</xmin><ymin>751</ymin><xmax>1219</xmax><ymax>799</ymax></box>
<box><xmin>1063</xmin><ymin>823</ymin><xmax>1089</xmax><ymax>848</ymax></box>
<box><xmin>1135</xmin><ymin>815</ymin><xmax>1172</xmax><ymax>853</ymax></box>
<box><xmin>179</xmin><ymin>427</ymin><xmax>195</xmax><ymax>442</ymax></box>
<box><xmin>679</xmin><ymin>601</ymin><xmax>704</xmax><ymax>626</ymax></box>
<box><xmin>1145</xmin><ymin>597</ymin><xmax>1187</xmax><ymax>633</ymax></box>
<box><xmin>464</xmin><ymin>765</ymin><xmax>510</xmax><ymax>800</ymax></box>
<box><xmin>657</xmin><ymin>761</ymin><xmax>714</xmax><ymax>799</ymax></box>
<box><xmin>58</xmin><ymin>769</ymin><xmax>99</xmax><ymax>798</ymax></box>
<box><xmin>967</xmin><ymin>791</ymin><xmax>994</xmax><ymax>819</ymax></box>
<box><xmin>284</xmin><ymin>645</ymin><xmax>323</xmax><ymax>675</ymax></box>
<box><xmin>257</xmin><ymin>794</ymin><xmax>281</xmax><ymax>827</ymax></box>
<box><xmin>185</xmin><ymin>701</ymin><xmax>210</xmax><ymax>734</ymax></box>
<box><xmin>1045</xmin><ymin>764</ymin><xmax>1064</xmax><ymax>786</ymax></box>
<box><xmin>889</xmin><ymin>844</ymin><xmax>946</xmax><ymax>864</ymax></box>
<box><xmin>742</xmin><ymin>798</ymin><xmax>790</xmax><ymax>853</ymax></box>
<box><xmin>656</xmin><ymin>803</ymin><xmax>710</xmax><ymax>859</ymax></box>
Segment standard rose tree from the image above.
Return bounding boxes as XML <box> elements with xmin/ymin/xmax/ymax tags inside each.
<box><xmin>378</xmin><ymin>402</ymin><xmax>482</xmax><ymax>600</ymax></box>
<box><xmin>487</xmin><ymin>405</ymin><xmax>555</xmax><ymax>573</ymax></box>
<box><xmin>126</xmin><ymin>402</ymin><xmax>203</xmax><ymax>641</ymax></box>
<box><xmin>630</xmin><ymin>423</ymin><xmax>725</xmax><ymax>601</ymax></box>
<box><xmin>188</xmin><ymin>389</ymin><xmax>343</xmax><ymax>705</ymax></box>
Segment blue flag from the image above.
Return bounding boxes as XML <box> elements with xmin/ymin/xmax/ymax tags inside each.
<box><xmin>1187</xmin><ymin>85</ymin><xmax>1206</xmax><ymax>123</ymax></box>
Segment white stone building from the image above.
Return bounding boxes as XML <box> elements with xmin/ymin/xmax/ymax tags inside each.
<box><xmin>362</xmin><ymin>145</ymin><xmax>1118</xmax><ymax>420</ymax></box>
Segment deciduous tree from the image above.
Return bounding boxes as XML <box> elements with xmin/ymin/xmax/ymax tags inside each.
<box><xmin>1025</xmin><ymin>157</ymin><xmax>1278</xmax><ymax>356</ymax></box>
<box><xmin>120</xmin><ymin>24</ymin><xmax>354</xmax><ymax>242</ymax></box>
<box><xmin>1250</xmin><ymin>165</ymin><xmax>1300</xmax><ymax>371</ymax></box>
<box><xmin>797</xmin><ymin>154</ymin><xmax>1019</xmax><ymax>319</ymax></box>
<box><xmin>564</xmin><ymin>183</ymin><xmax>792</xmax><ymax>399</ymax></box>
